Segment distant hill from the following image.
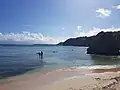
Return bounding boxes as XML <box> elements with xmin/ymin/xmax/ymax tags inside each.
<box><xmin>58</xmin><ymin>31</ymin><xmax>120</xmax><ymax>55</ymax></box>
<box><xmin>58</xmin><ymin>36</ymin><xmax>96</xmax><ymax>47</ymax></box>
<box><xmin>0</xmin><ymin>44</ymin><xmax>56</xmax><ymax>46</ymax></box>
<box><xmin>57</xmin><ymin>42</ymin><xmax>64</xmax><ymax>45</ymax></box>
<box><xmin>32</xmin><ymin>44</ymin><xmax>56</xmax><ymax>46</ymax></box>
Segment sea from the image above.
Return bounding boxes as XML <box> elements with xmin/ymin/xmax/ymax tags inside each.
<box><xmin>0</xmin><ymin>45</ymin><xmax>120</xmax><ymax>78</ymax></box>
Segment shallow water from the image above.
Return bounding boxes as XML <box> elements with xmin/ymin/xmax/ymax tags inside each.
<box><xmin>0</xmin><ymin>45</ymin><xmax>120</xmax><ymax>78</ymax></box>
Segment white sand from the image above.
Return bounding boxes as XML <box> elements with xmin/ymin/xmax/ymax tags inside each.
<box><xmin>1</xmin><ymin>69</ymin><xmax>120</xmax><ymax>90</ymax></box>
<box><xmin>40</xmin><ymin>72</ymin><xmax>120</xmax><ymax>90</ymax></box>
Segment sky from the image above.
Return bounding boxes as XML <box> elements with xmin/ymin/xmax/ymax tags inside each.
<box><xmin>0</xmin><ymin>0</ymin><xmax>120</xmax><ymax>44</ymax></box>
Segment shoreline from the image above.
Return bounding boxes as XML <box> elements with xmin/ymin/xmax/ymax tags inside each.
<box><xmin>1</xmin><ymin>67</ymin><xmax>120</xmax><ymax>90</ymax></box>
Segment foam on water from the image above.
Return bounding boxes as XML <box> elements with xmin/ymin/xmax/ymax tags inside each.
<box><xmin>55</xmin><ymin>65</ymin><xmax>120</xmax><ymax>73</ymax></box>
<box><xmin>72</xmin><ymin>65</ymin><xmax>120</xmax><ymax>70</ymax></box>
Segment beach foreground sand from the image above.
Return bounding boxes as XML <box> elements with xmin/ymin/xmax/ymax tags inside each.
<box><xmin>40</xmin><ymin>71</ymin><xmax>120</xmax><ymax>90</ymax></box>
<box><xmin>1</xmin><ymin>68</ymin><xmax>120</xmax><ymax>90</ymax></box>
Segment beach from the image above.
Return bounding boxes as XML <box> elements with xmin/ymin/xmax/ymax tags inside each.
<box><xmin>1</xmin><ymin>67</ymin><xmax>120</xmax><ymax>90</ymax></box>
<box><xmin>1</xmin><ymin>0</ymin><xmax>120</xmax><ymax>89</ymax></box>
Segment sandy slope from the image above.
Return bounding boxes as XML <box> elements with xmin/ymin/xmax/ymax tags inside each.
<box><xmin>1</xmin><ymin>69</ymin><xmax>120</xmax><ymax>90</ymax></box>
<box><xmin>40</xmin><ymin>72</ymin><xmax>120</xmax><ymax>90</ymax></box>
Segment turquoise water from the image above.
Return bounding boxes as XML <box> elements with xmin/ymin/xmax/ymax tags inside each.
<box><xmin>0</xmin><ymin>45</ymin><xmax>120</xmax><ymax>78</ymax></box>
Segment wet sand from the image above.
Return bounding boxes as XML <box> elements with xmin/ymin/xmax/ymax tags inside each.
<box><xmin>1</xmin><ymin>68</ymin><xmax>120</xmax><ymax>90</ymax></box>
<box><xmin>92</xmin><ymin>67</ymin><xmax>120</xmax><ymax>73</ymax></box>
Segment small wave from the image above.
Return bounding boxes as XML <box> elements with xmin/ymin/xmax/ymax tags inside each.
<box><xmin>72</xmin><ymin>65</ymin><xmax>120</xmax><ymax>70</ymax></box>
<box><xmin>56</xmin><ymin>65</ymin><xmax>120</xmax><ymax>72</ymax></box>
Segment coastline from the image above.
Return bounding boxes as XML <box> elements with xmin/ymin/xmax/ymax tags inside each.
<box><xmin>1</xmin><ymin>67</ymin><xmax>120</xmax><ymax>90</ymax></box>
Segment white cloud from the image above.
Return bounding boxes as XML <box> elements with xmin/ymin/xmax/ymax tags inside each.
<box><xmin>74</xmin><ymin>26</ymin><xmax>83</xmax><ymax>37</ymax></box>
<box><xmin>0</xmin><ymin>31</ymin><xmax>61</xmax><ymax>44</ymax></box>
<box><xmin>112</xmin><ymin>5</ymin><xmax>120</xmax><ymax>9</ymax></box>
<box><xmin>76</xmin><ymin>27</ymin><xmax>120</xmax><ymax>37</ymax></box>
<box><xmin>77</xmin><ymin>26</ymin><xmax>82</xmax><ymax>31</ymax></box>
<box><xmin>96</xmin><ymin>8</ymin><xmax>111</xmax><ymax>18</ymax></box>
<box><xmin>61</xmin><ymin>28</ymin><xmax>65</xmax><ymax>30</ymax></box>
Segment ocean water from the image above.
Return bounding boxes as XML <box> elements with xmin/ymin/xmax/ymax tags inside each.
<box><xmin>0</xmin><ymin>45</ymin><xmax>120</xmax><ymax>78</ymax></box>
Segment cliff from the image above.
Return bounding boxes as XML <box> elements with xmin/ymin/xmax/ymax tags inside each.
<box><xmin>59</xmin><ymin>31</ymin><xmax>120</xmax><ymax>55</ymax></box>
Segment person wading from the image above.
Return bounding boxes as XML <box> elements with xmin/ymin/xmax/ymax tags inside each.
<box><xmin>36</xmin><ymin>51</ymin><xmax>43</xmax><ymax>62</ymax></box>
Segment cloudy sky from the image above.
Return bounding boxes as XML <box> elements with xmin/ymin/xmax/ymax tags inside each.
<box><xmin>0</xmin><ymin>0</ymin><xmax>120</xmax><ymax>44</ymax></box>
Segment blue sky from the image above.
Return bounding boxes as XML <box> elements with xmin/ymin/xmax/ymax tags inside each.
<box><xmin>0</xmin><ymin>0</ymin><xmax>120</xmax><ymax>44</ymax></box>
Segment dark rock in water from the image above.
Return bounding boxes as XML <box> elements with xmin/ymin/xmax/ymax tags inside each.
<box><xmin>87</xmin><ymin>48</ymin><xmax>120</xmax><ymax>56</ymax></box>
<box><xmin>87</xmin><ymin>31</ymin><xmax>120</xmax><ymax>56</ymax></box>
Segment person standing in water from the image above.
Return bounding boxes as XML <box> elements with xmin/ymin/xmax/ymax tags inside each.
<box><xmin>36</xmin><ymin>51</ymin><xmax>43</xmax><ymax>64</ymax></box>
<box><xmin>36</xmin><ymin>51</ymin><xmax>44</xmax><ymax>60</ymax></box>
<box><xmin>40</xmin><ymin>51</ymin><xmax>43</xmax><ymax>59</ymax></box>
<box><xmin>36</xmin><ymin>52</ymin><xmax>41</xmax><ymax>60</ymax></box>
